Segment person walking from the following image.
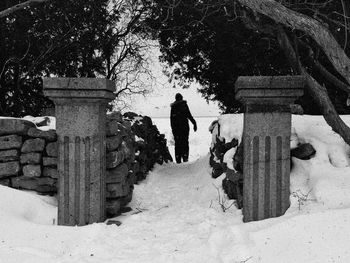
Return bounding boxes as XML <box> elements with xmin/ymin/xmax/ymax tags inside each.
<box><xmin>170</xmin><ymin>93</ymin><xmax>197</xmax><ymax>163</ymax></box>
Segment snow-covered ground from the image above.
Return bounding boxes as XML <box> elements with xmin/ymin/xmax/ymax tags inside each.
<box><xmin>1</xmin><ymin>115</ymin><xmax>350</xmax><ymax>263</ymax></box>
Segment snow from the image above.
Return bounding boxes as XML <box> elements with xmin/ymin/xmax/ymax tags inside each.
<box><xmin>22</xmin><ymin>116</ymin><xmax>56</xmax><ymax>131</ymax></box>
<box><xmin>1</xmin><ymin>114</ymin><xmax>350</xmax><ymax>262</ymax></box>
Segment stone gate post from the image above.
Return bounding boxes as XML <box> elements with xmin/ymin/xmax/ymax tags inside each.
<box><xmin>43</xmin><ymin>78</ymin><xmax>115</xmax><ymax>226</ymax></box>
<box><xmin>235</xmin><ymin>76</ymin><xmax>304</xmax><ymax>222</ymax></box>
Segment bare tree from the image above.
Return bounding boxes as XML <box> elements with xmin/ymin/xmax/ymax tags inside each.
<box><xmin>103</xmin><ymin>0</ymin><xmax>156</xmax><ymax>110</ymax></box>
<box><xmin>0</xmin><ymin>0</ymin><xmax>155</xmax><ymax>115</ymax></box>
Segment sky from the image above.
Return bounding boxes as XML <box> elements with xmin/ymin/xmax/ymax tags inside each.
<box><xmin>126</xmin><ymin>46</ymin><xmax>220</xmax><ymax>118</ymax></box>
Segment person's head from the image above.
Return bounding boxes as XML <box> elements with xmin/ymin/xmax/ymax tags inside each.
<box><xmin>175</xmin><ymin>93</ymin><xmax>183</xmax><ymax>101</ymax></box>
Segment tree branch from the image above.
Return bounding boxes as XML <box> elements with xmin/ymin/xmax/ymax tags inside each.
<box><xmin>0</xmin><ymin>0</ymin><xmax>50</xmax><ymax>19</ymax></box>
<box><xmin>277</xmin><ymin>26</ymin><xmax>350</xmax><ymax>146</ymax></box>
<box><xmin>295</xmin><ymin>39</ymin><xmax>350</xmax><ymax>94</ymax></box>
<box><xmin>237</xmin><ymin>0</ymin><xmax>350</xmax><ymax>85</ymax></box>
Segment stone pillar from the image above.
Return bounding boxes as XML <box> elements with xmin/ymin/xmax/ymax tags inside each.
<box><xmin>235</xmin><ymin>76</ymin><xmax>304</xmax><ymax>222</ymax></box>
<box><xmin>43</xmin><ymin>78</ymin><xmax>115</xmax><ymax>226</ymax></box>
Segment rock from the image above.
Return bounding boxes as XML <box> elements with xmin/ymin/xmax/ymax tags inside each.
<box><xmin>226</xmin><ymin>168</ymin><xmax>242</xmax><ymax>182</ymax></box>
<box><xmin>122</xmin><ymin>120</ymin><xmax>131</xmax><ymax>130</ymax></box>
<box><xmin>0</xmin><ymin>118</ymin><xmax>35</xmax><ymax>136</ymax></box>
<box><xmin>291</xmin><ymin>143</ymin><xmax>316</xmax><ymax>160</ymax></box>
<box><xmin>43</xmin><ymin>167</ymin><xmax>58</xmax><ymax>178</ymax></box>
<box><xmin>29</xmin><ymin>116</ymin><xmax>51</xmax><ymax>127</ymax></box>
<box><xmin>120</xmin><ymin>206</ymin><xmax>132</xmax><ymax>213</ymax></box>
<box><xmin>0</xmin><ymin>162</ymin><xmax>20</xmax><ymax>178</ymax></box>
<box><xmin>136</xmin><ymin>171</ymin><xmax>146</xmax><ymax>181</ymax></box>
<box><xmin>0</xmin><ymin>179</ymin><xmax>10</xmax><ymax>186</ymax></box>
<box><xmin>20</xmin><ymin>152</ymin><xmax>42</xmax><ymax>164</ymax></box>
<box><xmin>0</xmin><ymin>135</ymin><xmax>22</xmax><ymax>150</ymax></box>
<box><xmin>46</xmin><ymin>142</ymin><xmax>58</xmax><ymax>157</ymax></box>
<box><xmin>106</xmin><ymin>121</ymin><xmax>119</xmax><ymax>136</ymax></box>
<box><xmin>119</xmin><ymin>190</ymin><xmax>133</xmax><ymax>206</ymax></box>
<box><xmin>21</xmin><ymin>138</ymin><xmax>45</xmax><ymax>153</ymax></box>
<box><xmin>106</xmin><ymin>219</ymin><xmax>122</xmax><ymax>226</ymax></box>
<box><xmin>211</xmin><ymin>161</ymin><xmax>224</xmax><ymax>178</ymax></box>
<box><xmin>290</xmin><ymin>104</ymin><xmax>304</xmax><ymax>115</ymax></box>
<box><xmin>222</xmin><ymin>177</ymin><xmax>243</xmax><ymax>208</ymax></box>
<box><xmin>127</xmin><ymin>170</ymin><xmax>136</xmax><ymax>186</ymax></box>
<box><xmin>23</xmin><ymin>165</ymin><xmax>41</xmax><ymax>177</ymax></box>
<box><xmin>0</xmin><ymin>149</ymin><xmax>19</xmax><ymax>162</ymax></box>
<box><xmin>106</xmin><ymin>150</ymin><xmax>125</xmax><ymax>169</ymax></box>
<box><xmin>43</xmin><ymin>157</ymin><xmax>57</xmax><ymax>167</ymax></box>
<box><xmin>27</xmin><ymin>127</ymin><xmax>57</xmax><ymax>141</ymax></box>
<box><xmin>106</xmin><ymin>183</ymin><xmax>125</xmax><ymax>198</ymax></box>
<box><xmin>132</xmin><ymin>160</ymin><xmax>140</xmax><ymax>173</ymax></box>
<box><xmin>106</xmin><ymin>199</ymin><xmax>122</xmax><ymax>216</ymax></box>
<box><xmin>142</xmin><ymin>116</ymin><xmax>153</xmax><ymax>127</ymax></box>
<box><xmin>123</xmin><ymin>112</ymin><xmax>139</xmax><ymax>120</ymax></box>
<box><xmin>106</xmin><ymin>163</ymin><xmax>128</xmax><ymax>183</ymax></box>
<box><xmin>107</xmin><ymin>111</ymin><xmax>123</xmax><ymax>122</ymax></box>
<box><xmin>209</xmin><ymin>153</ymin><xmax>217</xmax><ymax>167</ymax></box>
<box><xmin>106</xmin><ymin>135</ymin><xmax>122</xmax><ymax>152</ymax></box>
<box><xmin>120</xmin><ymin>141</ymin><xmax>132</xmax><ymax>159</ymax></box>
<box><xmin>135</xmin><ymin>151</ymin><xmax>147</xmax><ymax>163</ymax></box>
<box><xmin>106</xmin><ymin>121</ymin><xmax>128</xmax><ymax>137</ymax></box>
<box><xmin>233</xmin><ymin>143</ymin><xmax>243</xmax><ymax>172</ymax></box>
<box><xmin>11</xmin><ymin>176</ymin><xmax>56</xmax><ymax>193</ymax></box>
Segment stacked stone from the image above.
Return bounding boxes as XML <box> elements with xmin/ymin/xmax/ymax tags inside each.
<box><xmin>0</xmin><ymin>118</ymin><xmax>57</xmax><ymax>194</ymax></box>
<box><xmin>123</xmin><ymin>112</ymin><xmax>173</xmax><ymax>182</ymax></box>
<box><xmin>105</xmin><ymin>112</ymin><xmax>136</xmax><ymax>217</ymax></box>
<box><xmin>208</xmin><ymin>121</ymin><xmax>243</xmax><ymax>208</ymax></box>
<box><xmin>0</xmin><ymin>113</ymin><xmax>172</xmax><ymax>218</ymax></box>
<box><xmin>209</xmin><ymin>118</ymin><xmax>317</xmax><ymax>210</ymax></box>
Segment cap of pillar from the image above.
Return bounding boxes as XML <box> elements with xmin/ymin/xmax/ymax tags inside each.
<box><xmin>235</xmin><ymin>76</ymin><xmax>304</xmax><ymax>105</ymax></box>
<box><xmin>43</xmin><ymin>78</ymin><xmax>116</xmax><ymax>103</ymax></box>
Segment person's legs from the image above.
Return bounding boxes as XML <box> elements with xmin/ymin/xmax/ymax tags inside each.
<box><xmin>174</xmin><ymin>134</ymin><xmax>182</xmax><ymax>163</ymax></box>
<box><xmin>182</xmin><ymin>134</ymin><xmax>189</xmax><ymax>162</ymax></box>
<box><xmin>176</xmin><ymin>133</ymin><xmax>189</xmax><ymax>162</ymax></box>
<box><xmin>174</xmin><ymin>129</ymin><xmax>189</xmax><ymax>163</ymax></box>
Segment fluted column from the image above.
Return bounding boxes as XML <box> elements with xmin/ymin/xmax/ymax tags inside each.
<box><xmin>235</xmin><ymin>76</ymin><xmax>304</xmax><ymax>222</ymax></box>
<box><xmin>43</xmin><ymin>78</ymin><xmax>115</xmax><ymax>226</ymax></box>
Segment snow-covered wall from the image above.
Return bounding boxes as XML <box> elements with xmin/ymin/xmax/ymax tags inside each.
<box><xmin>0</xmin><ymin>112</ymin><xmax>172</xmax><ymax>217</ymax></box>
<box><xmin>209</xmin><ymin>114</ymin><xmax>350</xmax><ymax>210</ymax></box>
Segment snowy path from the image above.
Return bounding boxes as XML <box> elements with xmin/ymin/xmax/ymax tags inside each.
<box><xmin>0</xmin><ymin>155</ymin><xmax>251</xmax><ymax>263</ymax></box>
<box><xmin>117</xmin><ymin>157</ymin><xmax>249</xmax><ymax>262</ymax></box>
<box><xmin>2</xmin><ymin>154</ymin><xmax>350</xmax><ymax>263</ymax></box>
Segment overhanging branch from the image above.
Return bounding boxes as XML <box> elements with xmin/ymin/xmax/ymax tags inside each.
<box><xmin>277</xmin><ymin>26</ymin><xmax>350</xmax><ymax>145</ymax></box>
<box><xmin>0</xmin><ymin>0</ymin><xmax>50</xmax><ymax>19</ymax></box>
<box><xmin>237</xmin><ymin>0</ymin><xmax>350</xmax><ymax>85</ymax></box>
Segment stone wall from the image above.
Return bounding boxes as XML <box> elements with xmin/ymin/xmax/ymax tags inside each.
<box><xmin>124</xmin><ymin>112</ymin><xmax>173</xmax><ymax>182</ymax></box>
<box><xmin>0</xmin><ymin>118</ymin><xmax>58</xmax><ymax>193</ymax></box>
<box><xmin>209</xmin><ymin>117</ymin><xmax>316</xmax><ymax>210</ymax></box>
<box><xmin>0</xmin><ymin>112</ymin><xmax>172</xmax><ymax>217</ymax></box>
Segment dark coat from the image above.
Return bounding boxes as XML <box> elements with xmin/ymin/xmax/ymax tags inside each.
<box><xmin>170</xmin><ymin>100</ymin><xmax>196</xmax><ymax>136</ymax></box>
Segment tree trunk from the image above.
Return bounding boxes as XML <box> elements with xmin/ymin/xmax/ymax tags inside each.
<box><xmin>277</xmin><ymin>26</ymin><xmax>350</xmax><ymax>145</ymax></box>
<box><xmin>305</xmin><ymin>74</ymin><xmax>350</xmax><ymax>145</ymax></box>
